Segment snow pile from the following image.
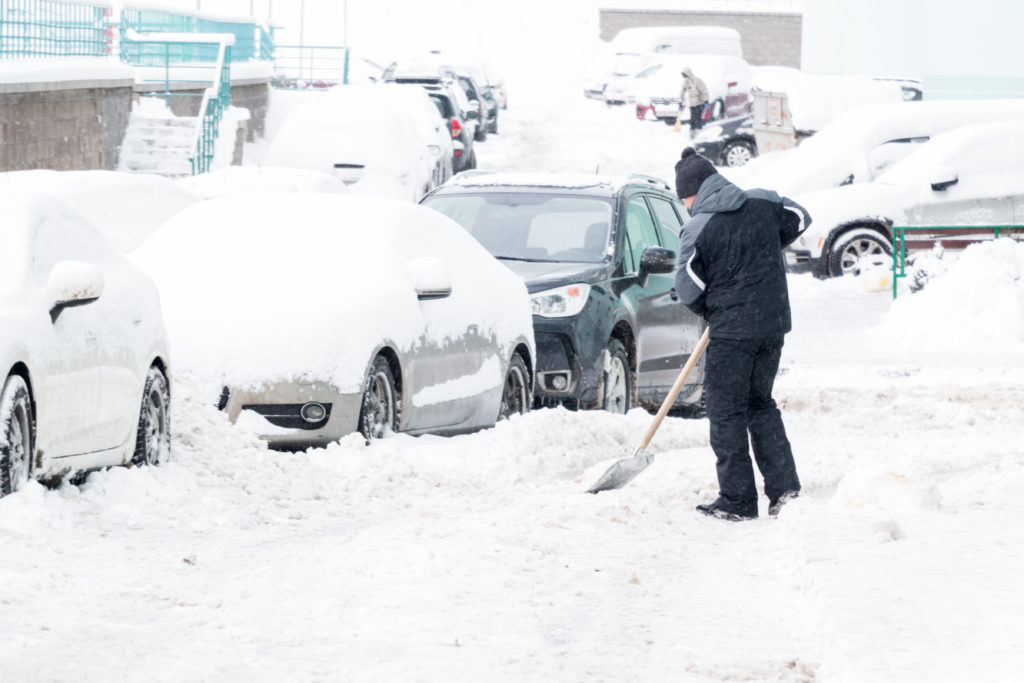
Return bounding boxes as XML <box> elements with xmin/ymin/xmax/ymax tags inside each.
<box><xmin>874</xmin><ymin>239</ymin><xmax>1024</xmax><ymax>353</ymax></box>
<box><xmin>0</xmin><ymin>170</ymin><xmax>201</xmax><ymax>252</ymax></box>
<box><xmin>178</xmin><ymin>165</ymin><xmax>348</xmax><ymax>198</ymax></box>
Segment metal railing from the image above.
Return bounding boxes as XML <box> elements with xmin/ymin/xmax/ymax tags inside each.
<box><xmin>120</xmin><ymin>4</ymin><xmax>272</xmax><ymax>63</ymax></box>
<box><xmin>0</xmin><ymin>0</ymin><xmax>114</xmax><ymax>58</ymax></box>
<box><xmin>122</xmin><ymin>32</ymin><xmax>233</xmax><ymax>175</ymax></box>
<box><xmin>891</xmin><ymin>224</ymin><xmax>1024</xmax><ymax>298</ymax></box>
<box><xmin>272</xmin><ymin>44</ymin><xmax>349</xmax><ymax>89</ymax></box>
<box><xmin>191</xmin><ymin>38</ymin><xmax>232</xmax><ymax>175</ymax></box>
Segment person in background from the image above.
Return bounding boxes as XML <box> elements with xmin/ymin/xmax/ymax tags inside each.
<box><xmin>680</xmin><ymin>67</ymin><xmax>709</xmax><ymax>139</ymax></box>
<box><xmin>672</xmin><ymin>147</ymin><xmax>811</xmax><ymax>521</ymax></box>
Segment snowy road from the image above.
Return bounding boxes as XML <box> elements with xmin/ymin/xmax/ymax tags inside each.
<box><xmin>3</xmin><ymin>87</ymin><xmax>1024</xmax><ymax>681</ymax></box>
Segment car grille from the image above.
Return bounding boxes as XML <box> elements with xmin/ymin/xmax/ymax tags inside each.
<box><xmin>241</xmin><ymin>403</ymin><xmax>333</xmax><ymax>430</ymax></box>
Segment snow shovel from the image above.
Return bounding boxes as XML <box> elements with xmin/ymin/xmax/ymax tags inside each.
<box><xmin>586</xmin><ymin>327</ymin><xmax>710</xmax><ymax>494</ymax></box>
<box><xmin>673</xmin><ymin>109</ymin><xmax>683</xmax><ymax>132</ymax></box>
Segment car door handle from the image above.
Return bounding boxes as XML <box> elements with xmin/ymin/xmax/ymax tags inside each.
<box><xmin>669</xmin><ymin>288</ymin><xmax>679</xmax><ymax>301</ymax></box>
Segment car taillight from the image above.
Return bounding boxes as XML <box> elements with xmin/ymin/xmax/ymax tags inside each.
<box><xmin>450</xmin><ymin>117</ymin><xmax>462</xmax><ymax>138</ymax></box>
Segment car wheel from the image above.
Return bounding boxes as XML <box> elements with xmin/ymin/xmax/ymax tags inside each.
<box><xmin>828</xmin><ymin>228</ymin><xmax>893</xmax><ymax>277</ymax></box>
<box><xmin>0</xmin><ymin>375</ymin><xmax>33</xmax><ymax>497</ymax></box>
<box><xmin>711</xmin><ymin>99</ymin><xmax>724</xmax><ymax>120</ymax></box>
<box><xmin>722</xmin><ymin>140</ymin><xmax>756</xmax><ymax>167</ymax></box>
<box><xmin>475</xmin><ymin>124</ymin><xmax>487</xmax><ymax>142</ymax></box>
<box><xmin>600</xmin><ymin>339</ymin><xmax>632</xmax><ymax>414</ymax></box>
<box><xmin>359</xmin><ymin>356</ymin><xmax>397</xmax><ymax>441</ymax></box>
<box><xmin>498</xmin><ymin>354</ymin><xmax>530</xmax><ymax>421</ymax></box>
<box><xmin>132</xmin><ymin>366</ymin><xmax>171</xmax><ymax>467</ymax></box>
<box><xmin>466</xmin><ymin>149</ymin><xmax>477</xmax><ymax>170</ymax></box>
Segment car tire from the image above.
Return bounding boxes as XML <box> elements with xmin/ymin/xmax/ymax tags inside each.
<box><xmin>475</xmin><ymin>124</ymin><xmax>487</xmax><ymax>143</ymax></box>
<box><xmin>132</xmin><ymin>366</ymin><xmax>171</xmax><ymax>467</ymax></box>
<box><xmin>711</xmin><ymin>99</ymin><xmax>724</xmax><ymax>120</ymax></box>
<box><xmin>828</xmin><ymin>227</ymin><xmax>893</xmax><ymax>277</ymax></box>
<box><xmin>722</xmin><ymin>140</ymin><xmax>756</xmax><ymax>168</ymax></box>
<box><xmin>600</xmin><ymin>340</ymin><xmax>632</xmax><ymax>414</ymax></box>
<box><xmin>359</xmin><ymin>355</ymin><xmax>397</xmax><ymax>441</ymax></box>
<box><xmin>0</xmin><ymin>375</ymin><xmax>33</xmax><ymax>497</ymax></box>
<box><xmin>466</xmin><ymin>150</ymin><xmax>477</xmax><ymax>170</ymax></box>
<box><xmin>498</xmin><ymin>354</ymin><xmax>530</xmax><ymax>421</ymax></box>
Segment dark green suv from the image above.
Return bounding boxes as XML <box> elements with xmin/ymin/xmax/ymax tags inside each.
<box><xmin>421</xmin><ymin>173</ymin><xmax>705</xmax><ymax>413</ymax></box>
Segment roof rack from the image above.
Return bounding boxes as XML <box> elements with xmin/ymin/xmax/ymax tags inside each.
<box><xmin>627</xmin><ymin>174</ymin><xmax>672</xmax><ymax>191</ymax></box>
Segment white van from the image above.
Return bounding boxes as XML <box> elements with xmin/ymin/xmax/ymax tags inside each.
<box><xmin>584</xmin><ymin>26</ymin><xmax>743</xmax><ymax>103</ymax></box>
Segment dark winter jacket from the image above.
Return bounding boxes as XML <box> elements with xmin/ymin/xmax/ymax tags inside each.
<box><xmin>674</xmin><ymin>173</ymin><xmax>811</xmax><ymax>339</ymax></box>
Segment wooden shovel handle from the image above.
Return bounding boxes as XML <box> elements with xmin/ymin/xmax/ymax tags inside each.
<box><xmin>638</xmin><ymin>327</ymin><xmax>710</xmax><ymax>449</ymax></box>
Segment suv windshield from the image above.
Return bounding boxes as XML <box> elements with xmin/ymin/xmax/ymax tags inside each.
<box><xmin>424</xmin><ymin>192</ymin><xmax>615</xmax><ymax>263</ymax></box>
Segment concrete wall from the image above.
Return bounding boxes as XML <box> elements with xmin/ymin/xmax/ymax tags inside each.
<box><xmin>599</xmin><ymin>9</ymin><xmax>802</xmax><ymax>68</ymax></box>
<box><xmin>0</xmin><ymin>79</ymin><xmax>133</xmax><ymax>172</ymax></box>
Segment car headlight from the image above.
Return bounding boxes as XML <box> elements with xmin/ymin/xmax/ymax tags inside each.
<box><xmin>530</xmin><ymin>284</ymin><xmax>591</xmax><ymax>318</ymax></box>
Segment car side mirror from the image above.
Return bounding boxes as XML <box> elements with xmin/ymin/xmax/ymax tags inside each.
<box><xmin>465</xmin><ymin>109</ymin><xmax>479</xmax><ymax>120</ymax></box>
<box><xmin>47</xmin><ymin>260</ymin><xmax>104</xmax><ymax>323</ymax></box>
<box><xmin>637</xmin><ymin>246</ymin><xmax>676</xmax><ymax>287</ymax></box>
<box><xmin>407</xmin><ymin>257</ymin><xmax>452</xmax><ymax>300</ymax></box>
<box><xmin>930</xmin><ymin>165</ymin><xmax>959</xmax><ymax>191</ymax></box>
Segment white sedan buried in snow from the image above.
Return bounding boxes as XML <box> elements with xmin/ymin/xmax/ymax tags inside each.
<box><xmin>0</xmin><ymin>193</ymin><xmax>172</xmax><ymax>497</ymax></box>
<box><xmin>788</xmin><ymin>121</ymin><xmax>1024</xmax><ymax>277</ymax></box>
<box><xmin>132</xmin><ymin>194</ymin><xmax>535</xmax><ymax>449</ymax></box>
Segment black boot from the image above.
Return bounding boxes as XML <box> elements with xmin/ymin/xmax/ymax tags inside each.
<box><xmin>768</xmin><ymin>491</ymin><xmax>799</xmax><ymax>517</ymax></box>
<box><xmin>696</xmin><ymin>497</ymin><xmax>757</xmax><ymax>521</ymax></box>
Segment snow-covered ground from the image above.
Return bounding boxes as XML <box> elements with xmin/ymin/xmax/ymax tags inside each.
<box><xmin>4</xmin><ymin>1</ymin><xmax>1024</xmax><ymax>675</ymax></box>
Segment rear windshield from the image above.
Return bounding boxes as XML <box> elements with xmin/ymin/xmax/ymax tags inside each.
<box><xmin>422</xmin><ymin>192</ymin><xmax>615</xmax><ymax>263</ymax></box>
<box><xmin>428</xmin><ymin>94</ymin><xmax>454</xmax><ymax>118</ymax></box>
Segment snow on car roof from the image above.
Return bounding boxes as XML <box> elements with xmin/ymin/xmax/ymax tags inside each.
<box><xmin>442</xmin><ymin>172</ymin><xmax>671</xmax><ymax>193</ymax></box>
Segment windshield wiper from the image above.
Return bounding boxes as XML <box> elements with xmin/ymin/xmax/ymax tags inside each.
<box><xmin>494</xmin><ymin>255</ymin><xmax>552</xmax><ymax>263</ymax></box>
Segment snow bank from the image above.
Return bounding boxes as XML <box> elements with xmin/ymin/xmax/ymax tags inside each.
<box><xmin>874</xmin><ymin>239</ymin><xmax>1024</xmax><ymax>353</ymax></box>
<box><xmin>178</xmin><ymin>165</ymin><xmax>349</xmax><ymax>198</ymax></box>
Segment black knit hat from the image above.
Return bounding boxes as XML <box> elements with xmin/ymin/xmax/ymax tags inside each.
<box><xmin>674</xmin><ymin>147</ymin><xmax>718</xmax><ymax>199</ymax></box>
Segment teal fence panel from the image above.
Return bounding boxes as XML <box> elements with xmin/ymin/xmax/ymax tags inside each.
<box><xmin>120</xmin><ymin>6</ymin><xmax>273</xmax><ymax>62</ymax></box>
<box><xmin>0</xmin><ymin>0</ymin><xmax>113</xmax><ymax>58</ymax></box>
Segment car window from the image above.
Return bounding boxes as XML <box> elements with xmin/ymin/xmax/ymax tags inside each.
<box><xmin>422</xmin><ymin>193</ymin><xmax>614</xmax><ymax>263</ymax></box>
<box><xmin>647</xmin><ymin>195</ymin><xmax>684</xmax><ymax>253</ymax></box>
<box><xmin>428</xmin><ymin>94</ymin><xmax>453</xmax><ymax>118</ymax></box>
<box><xmin>31</xmin><ymin>205</ymin><xmax>112</xmax><ymax>283</ymax></box>
<box><xmin>622</xmin><ymin>195</ymin><xmax>660</xmax><ymax>272</ymax></box>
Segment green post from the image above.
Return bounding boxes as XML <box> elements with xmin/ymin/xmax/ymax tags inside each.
<box><xmin>343</xmin><ymin>46</ymin><xmax>350</xmax><ymax>85</ymax></box>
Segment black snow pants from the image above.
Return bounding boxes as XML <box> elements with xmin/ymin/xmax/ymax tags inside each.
<box><xmin>704</xmin><ymin>335</ymin><xmax>800</xmax><ymax>513</ymax></box>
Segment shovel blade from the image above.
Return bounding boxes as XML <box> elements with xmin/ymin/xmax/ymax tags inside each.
<box><xmin>586</xmin><ymin>448</ymin><xmax>653</xmax><ymax>494</ymax></box>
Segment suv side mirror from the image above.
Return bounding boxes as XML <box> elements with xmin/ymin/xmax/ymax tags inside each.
<box><xmin>930</xmin><ymin>165</ymin><xmax>959</xmax><ymax>191</ymax></box>
<box><xmin>637</xmin><ymin>246</ymin><xmax>676</xmax><ymax>287</ymax></box>
<box><xmin>465</xmin><ymin>109</ymin><xmax>479</xmax><ymax>120</ymax></box>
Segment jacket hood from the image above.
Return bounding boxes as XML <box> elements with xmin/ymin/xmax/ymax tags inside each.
<box><xmin>690</xmin><ymin>173</ymin><xmax>747</xmax><ymax>214</ymax></box>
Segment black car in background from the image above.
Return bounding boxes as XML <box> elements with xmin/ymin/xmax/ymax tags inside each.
<box><xmin>693</xmin><ymin>114</ymin><xmax>758</xmax><ymax>168</ymax></box>
<box><xmin>424</xmin><ymin>84</ymin><xmax>479</xmax><ymax>173</ymax></box>
<box><xmin>421</xmin><ymin>173</ymin><xmax>705</xmax><ymax>414</ymax></box>
<box><xmin>454</xmin><ymin>71</ymin><xmax>496</xmax><ymax>140</ymax></box>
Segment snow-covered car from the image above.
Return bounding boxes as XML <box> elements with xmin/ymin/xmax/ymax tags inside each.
<box><xmin>632</xmin><ymin>53</ymin><xmax>752</xmax><ymax>121</ymax></box>
<box><xmin>132</xmin><ymin>194</ymin><xmax>535</xmax><ymax>449</ymax></box>
<box><xmin>787</xmin><ymin>121</ymin><xmax>1024</xmax><ymax>277</ymax></box>
<box><xmin>328</xmin><ymin>83</ymin><xmax>455</xmax><ymax>187</ymax></box>
<box><xmin>731</xmin><ymin>98</ymin><xmax>1024</xmax><ymax>197</ymax></box>
<box><xmin>0</xmin><ymin>170</ymin><xmax>201</xmax><ymax>252</ymax></box>
<box><xmin>0</xmin><ymin>191</ymin><xmax>171</xmax><ymax>497</ymax></box>
<box><xmin>421</xmin><ymin>173</ymin><xmax>706</xmax><ymax>414</ymax></box>
<box><xmin>265</xmin><ymin>97</ymin><xmax>437</xmax><ymax>202</ymax></box>
<box><xmin>693</xmin><ymin>114</ymin><xmax>758</xmax><ymax>167</ymax></box>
